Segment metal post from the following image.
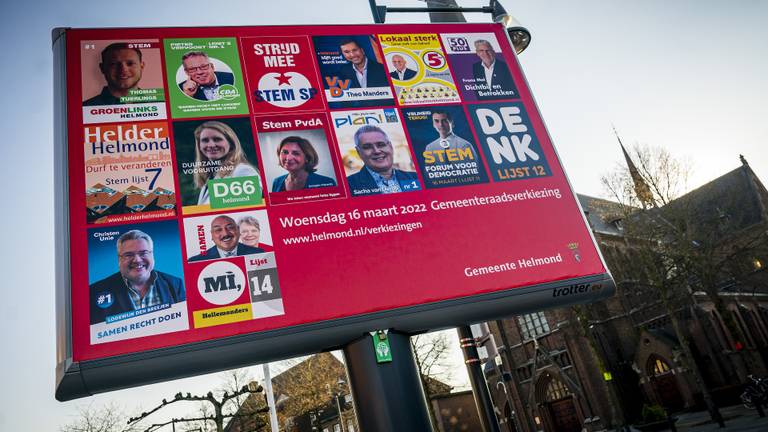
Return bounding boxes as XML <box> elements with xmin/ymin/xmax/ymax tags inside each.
<box><xmin>262</xmin><ymin>363</ymin><xmax>280</xmax><ymax>431</ymax></box>
<box><xmin>335</xmin><ymin>391</ymin><xmax>346</xmax><ymax>432</ymax></box>
<box><xmin>426</xmin><ymin>0</ymin><xmax>467</xmax><ymax>23</ymax></box>
<box><xmin>342</xmin><ymin>331</ymin><xmax>432</xmax><ymax>431</ymax></box>
<box><xmin>459</xmin><ymin>325</ymin><xmax>501</xmax><ymax>432</ymax></box>
<box><xmin>495</xmin><ymin>320</ymin><xmax>535</xmax><ymax>432</ymax></box>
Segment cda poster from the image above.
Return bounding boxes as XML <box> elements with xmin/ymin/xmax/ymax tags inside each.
<box><xmin>164</xmin><ymin>37</ymin><xmax>249</xmax><ymax>118</ymax></box>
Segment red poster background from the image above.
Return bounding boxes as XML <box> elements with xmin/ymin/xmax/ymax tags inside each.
<box><xmin>240</xmin><ymin>36</ymin><xmax>326</xmax><ymax>114</ymax></box>
<box><xmin>63</xmin><ymin>23</ymin><xmax>607</xmax><ymax>363</ymax></box>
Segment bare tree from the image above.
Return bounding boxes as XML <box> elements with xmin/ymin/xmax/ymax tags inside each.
<box><xmin>411</xmin><ymin>331</ymin><xmax>455</xmax><ymax>430</ymax></box>
<box><xmin>180</xmin><ymin>369</ymin><xmax>264</xmax><ymax>432</ymax></box>
<box><xmin>601</xmin><ymin>141</ymin><xmax>729</xmax><ymax>426</ymax></box>
<box><xmin>127</xmin><ymin>380</ymin><xmax>267</xmax><ymax>432</ymax></box>
<box><xmin>60</xmin><ymin>402</ymin><xmax>142</xmax><ymax>432</ymax></box>
<box><xmin>273</xmin><ymin>353</ymin><xmax>350</xmax><ymax>431</ymax></box>
<box><xmin>570</xmin><ymin>305</ymin><xmax>626</xmax><ymax>429</ymax></box>
<box><xmin>411</xmin><ymin>331</ymin><xmax>454</xmax><ymax>397</ymax></box>
<box><xmin>602</xmin><ymin>142</ymin><xmax>691</xmax><ymax>209</ymax></box>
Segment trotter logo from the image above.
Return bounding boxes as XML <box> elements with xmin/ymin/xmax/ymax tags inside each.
<box><xmin>553</xmin><ymin>283</ymin><xmax>595</xmax><ymax>298</ymax></box>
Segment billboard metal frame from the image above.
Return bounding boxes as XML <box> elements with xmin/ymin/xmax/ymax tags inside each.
<box><xmin>54</xmin><ymin>23</ymin><xmax>614</xmax><ymax>401</ymax></box>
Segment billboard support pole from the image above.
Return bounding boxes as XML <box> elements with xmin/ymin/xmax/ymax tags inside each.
<box><xmin>342</xmin><ymin>330</ymin><xmax>432</xmax><ymax>431</ymax></box>
<box><xmin>459</xmin><ymin>325</ymin><xmax>501</xmax><ymax>432</ymax></box>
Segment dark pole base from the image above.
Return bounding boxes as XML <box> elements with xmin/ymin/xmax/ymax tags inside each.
<box><xmin>458</xmin><ymin>325</ymin><xmax>501</xmax><ymax>432</ymax></box>
<box><xmin>343</xmin><ymin>331</ymin><xmax>433</xmax><ymax>432</ymax></box>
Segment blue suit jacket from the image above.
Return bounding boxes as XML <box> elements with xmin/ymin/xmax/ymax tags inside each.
<box><xmin>389</xmin><ymin>68</ymin><xmax>417</xmax><ymax>81</ymax></box>
<box><xmin>272</xmin><ymin>172</ymin><xmax>337</xmax><ymax>192</ymax></box>
<box><xmin>188</xmin><ymin>242</ymin><xmax>265</xmax><ymax>262</ymax></box>
<box><xmin>339</xmin><ymin>59</ymin><xmax>389</xmax><ymax>88</ymax></box>
<box><xmin>472</xmin><ymin>59</ymin><xmax>516</xmax><ymax>99</ymax></box>
<box><xmin>178</xmin><ymin>71</ymin><xmax>235</xmax><ymax>101</ymax></box>
<box><xmin>89</xmin><ymin>271</ymin><xmax>185</xmax><ymax>324</ymax></box>
<box><xmin>347</xmin><ymin>168</ymin><xmax>420</xmax><ymax>196</ymax></box>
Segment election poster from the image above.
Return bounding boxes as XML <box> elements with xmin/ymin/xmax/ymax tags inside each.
<box><xmin>164</xmin><ymin>38</ymin><xmax>249</xmax><ymax>118</ymax></box>
<box><xmin>440</xmin><ymin>33</ymin><xmax>518</xmax><ymax>102</ymax></box>
<box><xmin>181</xmin><ymin>209</ymin><xmax>283</xmax><ymax>329</ymax></box>
<box><xmin>240</xmin><ymin>36</ymin><xmax>325</xmax><ymax>114</ymax></box>
<box><xmin>254</xmin><ymin>112</ymin><xmax>346</xmax><ymax>205</ymax></box>
<box><xmin>80</xmin><ymin>39</ymin><xmax>167</xmax><ymax>124</ymax></box>
<box><xmin>330</xmin><ymin>108</ymin><xmax>421</xmax><ymax>197</ymax></box>
<box><xmin>87</xmin><ymin>220</ymin><xmax>188</xmax><ymax>344</ymax></box>
<box><xmin>402</xmin><ymin>106</ymin><xmax>488</xmax><ymax>189</ymax></box>
<box><xmin>378</xmin><ymin>34</ymin><xmax>460</xmax><ymax>106</ymax></box>
<box><xmin>468</xmin><ymin>102</ymin><xmax>551</xmax><ymax>182</ymax></box>
<box><xmin>312</xmin><ymin>35</ymin><xmax>395</xmax><ymax>109</ymax></box>
<box><xmin>172</xmin><ymin>117</ymin><xmax>264</xmax><ymax>215</ymax></box>
<box><xmin>84</xmin><ymin>121</ymin><xmax>176</xmax><ymax>224</ymax></box>
<box><xmin>56</xmin><ymin>23</ymin><xmax>615</xmax><ymax>401</ymax></box>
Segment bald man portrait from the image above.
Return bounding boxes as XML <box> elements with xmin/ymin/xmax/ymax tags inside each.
<box><xmin>189</xmin><ymin>215</ymin><xmax>265</xmax><ymax>261</ymax></box>
<box><xmin>388</xmin><ymin>54</ymin><xmax>417</xmax><ymax>81</ymax></box>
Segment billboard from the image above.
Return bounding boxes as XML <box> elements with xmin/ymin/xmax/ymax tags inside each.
<box><xmin>54</xmin><ymin>23</ymin><xmax>614</xmax><ymax>401</ymax></box>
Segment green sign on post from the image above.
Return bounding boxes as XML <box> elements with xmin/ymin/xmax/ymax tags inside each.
<box><xmin>371</xmin><ymin>330</ymin><xmax>392</xmax><ymax>363</ymax></box>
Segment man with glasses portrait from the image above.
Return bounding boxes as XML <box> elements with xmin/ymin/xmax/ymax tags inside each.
<box><xmin>179</xmin><ymin>51</ymin><xmax>235</xmax><ymax>101</ymax></box>
<box><xmin>346</xmin><ymin>125</ymin><xmax>420</xmax><ymax>196</ymax></box>
<box><xmin>89</xmin><ymin>230</ymin><xmax>185</xmax><ymax>324</ymax></box>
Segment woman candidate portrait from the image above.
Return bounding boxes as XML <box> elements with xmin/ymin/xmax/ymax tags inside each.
<box><xmin>271</xmin><ymin>136</ymin><xmax>336</xmax><ymax>192</ymax></box>
<box><xmin>237</xmin><ymin>216</ymin><xmax>262</xmax><ymax>249</ymax></box>
<box><xmin>193</xmin><ymin>121</ymin><xmax>261</xmax><ymax>204</ymax></box>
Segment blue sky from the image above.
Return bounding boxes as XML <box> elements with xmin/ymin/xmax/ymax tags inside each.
<box><xmin>1</xmin><ymin>1</ymin><xmax>766</xmax><ymax>430</ymax></box>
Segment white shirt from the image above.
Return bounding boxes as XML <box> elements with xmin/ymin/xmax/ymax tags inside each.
<box><xmin>201</xmin><ymin>76</ymin><xmax>221</xmax><ymax>101</ymax></box>
<box><xmin>355</xmin><ymin>58</ymin><xmax>369</xmax><ymax>88</ymax></box>
<box><xmin>220</xmin><ymin>247</ymin><xmax>237</xmax><ymax>258</ymax></box>
<box><xmin>482</xmin><ymin>61</ymin><xmax>496</xmax><ymax>88</ymax></box>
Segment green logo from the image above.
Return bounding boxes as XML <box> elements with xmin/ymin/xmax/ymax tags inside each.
<box><xmin>120</xmin><ymin>88</ymin><xmax>165</xmax><ymax>103</ymax></box>
<box><xmin>208</xmin><ymin>176</ymin><xmax>262</xmax><ymax>209</ymax></box>
<box><xmin>376</xmin><ymin>342</ymin><xmax>390</xmax><ymax>357</ymax></box>
<box><xmin>372</xmin><ymin>332</ymin><xmax>393</xmax><ymax>363</ymax></box>
<box><xmin>218</xmin><ymin>84</ymin><xmax>240</xmax><ymax>100</ymax></box>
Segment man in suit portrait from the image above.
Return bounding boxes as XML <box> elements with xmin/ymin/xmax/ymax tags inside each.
<box><xmin>346</xmin><ymin>125</ymin><xmax>420</xmax><ymax>196</ymax></box>
<box><xmin>388</xmin><ymin>54</ymin><xmax>417</xmax><ymax>81</ymax></box>
<box><xmin>426</xmin><ymin>110</ymin><xmax>478</xmax><ymax>160</ymax></box>
<box><xmin>471</xmin><ymin>39</ymin><xmax>516</xmax><ymax>99</ymax></box>
<box><xmin>338</xmin><ymin>39</ymin><xmax>389</xmax><ymax>88</ymax></box>
<box><xmin>189</xmin><ymin>215</ymin><xmax>265</xmax><ymax>262</ymax></box>
<box><xmin>179</xmin><ymin>51</ymin><xmax>235</xmax><ymax>101</ymax></box>
<box><xmin>89</xmin><ymin>230</ymin><xmax>185</xmax><ymax>324</ymax></box>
